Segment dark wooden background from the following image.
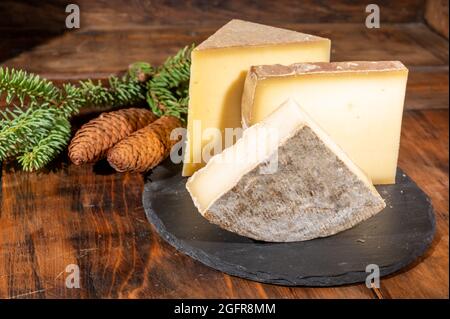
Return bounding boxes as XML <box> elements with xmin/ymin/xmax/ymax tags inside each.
<box><xmin>0</xmin><ymin>0</ymin><xmax>448</xmax><ymax>298</ymax></box>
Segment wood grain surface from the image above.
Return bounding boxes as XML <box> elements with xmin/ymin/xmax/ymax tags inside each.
<box><xmin>0</xmin><ymin>0</ymin><xmax>426</xmax><ymax>31</ymax></box>
<box><xmin>425</xmin><ymin>0</ymin><xmax>449</xmax><ymax>39</ymax></box>
<box><xmin>0</xmin><ymin>0</ymin><xmax>448</xmax><ymax>299</ymax></box>
<box><xmin>1</xmin><ymin>23</ymin><xmax>448</xmax><ymax>110</ymax></box>
<box><xmin>0</xmin><ymin>109</ymin><xmax>447</xmax><ymax>299</ymax></box>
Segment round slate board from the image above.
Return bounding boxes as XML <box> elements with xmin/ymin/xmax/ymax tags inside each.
<box><xmin>142</xmin><ymin>162</ymin><xmax>436</xmax><ymax>286</ymax></box>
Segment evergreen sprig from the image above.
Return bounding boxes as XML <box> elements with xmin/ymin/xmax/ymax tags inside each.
<box><xmin>57</xmin><ymin>83</ymin><xmax>87</xmax><ymax>118</ymax></box>
<box><xmin>147</xmin><ymin>44</ymin><xmax>193</xmax><ymax>120</ymax></box>
<box><xmin>0</xmin><ymin>105</ymin><xmax>61</xmax><ymax>162</ymax></box>
<box><xmin>0</xmin><ymin>69</ymin><xmax>147</xmax><ymax>171</ymax></box>
<box><xmin>78</xmin><ymin>75</ymin><xmax>144</xmax><ymax>108</ymax></box>
<box><xmin>17</xmin><ymin>116</ymin><xmax>71</xmax><ymax>171</ymax></box>
<box><xmin>0</xmin><ymin>45</ymin><xmax>193</xmax><ymax>171</ymax></box>
<box><xmin>0</xmin><ymin>67</ymin><xmax>59</xmax><ymax>106</ymax></box>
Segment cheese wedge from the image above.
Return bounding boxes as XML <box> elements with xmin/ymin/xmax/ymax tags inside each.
<box><xmin>242</xmin><ymin>61</ymin><xmax>408</xmax><ymax>185</ymax></box>
<box><xmin>186</xmin><ymin>99</ymin><xmax>386</xmax><ymax>242</ymax></box>
<box><xmin>182</xmin><ymin>19</ymin><xmax>331</xmax><ymax>176</ymax></box>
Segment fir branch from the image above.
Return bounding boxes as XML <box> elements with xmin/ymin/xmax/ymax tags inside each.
<box><xmin>147</xmin><ymin>44</ymin><xmax>193</xmax><ymax>120</ymax></box>
<box><xmin>57</xmin><ymin>83</ymin><xmax>86</xmax><ymax>117</ymax></box>
<box><xmin>17</xmin><ymin>116</ymin><xmax>71</xmax><ymax>171</ymax></box>
<box><xmin>78</xmin><ymin>75</ymin><xmax>145</xmax><ymax>109</ymax></box>
<box><xmin>128</xmin><ymin>62</ymin><xmax>154</xmax><ymax>83</ymax></box>
<box><xmin>0</xmin><ymin>105</ymin><xmax>63</xmax><ymax>161</ymax></box>
<box><xmin>0</xmin><ymin>67</ymin><xmax>59</xmax><ymax>106</ymax></box>
<box><xmin>0</xmin><ymin>45</ymin><xmax>191</xmax><ymax>171</ymax></box>
<box><xmin>0</xmin><ymin>71</ymin><xmax>147</xmax><ymax>171</ymax></box>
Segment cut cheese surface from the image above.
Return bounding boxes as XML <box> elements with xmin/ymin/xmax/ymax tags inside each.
<box><xmin>242</xmin><ymin>61</ymin><xmax>408</xmax><ymax>184</ymax></box>
<box><xmin>182</xmin><ymin>19</ymin><xmax>331</xmax><ymax>176</ymax></box>
<box><xmin>186</xmin><ymin>99</ymin><xmax>386</xmax><ymax>242</ymax></box>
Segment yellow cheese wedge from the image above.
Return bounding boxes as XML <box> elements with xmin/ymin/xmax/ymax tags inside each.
<box><xmin>242</xmin><ymin>61</ymin><xmax>408</xmax><ymax>184</ymax></box>
<box><xmin>182</xmin><ymin>19</ymin><xmax>331</xmax><ymax>176</ymax></box>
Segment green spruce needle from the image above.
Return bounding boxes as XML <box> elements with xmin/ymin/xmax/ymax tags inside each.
<box><xmin>0</xmin><ymin>45</ymin><xmax>193</xmax><ymax>171</ymax></box>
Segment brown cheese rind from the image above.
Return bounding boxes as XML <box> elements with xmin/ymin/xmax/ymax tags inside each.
<box><xmin>196</xmin><ymin>19</ymin><xmax>330</xmax><ymax>50</ymax></box>
<box><xmin>249</xmin><ymin>61</ymin><xmax>408</xmax><ymax>80</ymax></box>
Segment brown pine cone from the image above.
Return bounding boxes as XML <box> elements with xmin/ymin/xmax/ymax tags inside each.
<box><xmin>69</xmin><ymin>108</ymin><xmax>158</xmax><ymax>165</ymax></box>
<box><xmin>107</xmin><ymin>116</ymin><xmax>182</xmax><ymax>172</ymax></box>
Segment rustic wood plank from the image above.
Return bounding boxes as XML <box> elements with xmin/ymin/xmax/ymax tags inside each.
<box><xmin>0</xmin><ymin>160</ymin><xmax>375</xmax><ymax>299</ymax></box>
<box><xmin>0</xmin><ymin>110</ymin><xmax>447</xmax><ymax>298</ymax></box>
<box><xmin>2</xmin><ymin>23</ymin><xmax>448</xmax><ymax>110</ymax></box>
<box><xmin>381</xmin><ymin>110</ymin><xmax>449</xmax><ymax>298</ymax></box>
<box><xmin>425</xmin><ymin>0</ymin><xmax>449</xmax><ymax>39</ymax></box>
<box><xmin>0</xmin><ymin>0</ymin><xmax>426</xmax><ymax>32</ymax></box>
<box><xmin>3</xmin><ymin>23</ymin><xmax>448</xmax><ymax>73</ymax></box>
<box><xmin>0</xmin><ymin>162</ymin><xmax>153</xmax><ymax>299</ymax></box>
<box><xmin>406</xmin><ymin>66</ymin><xmax>449</xmax><ymax>110</ymax></box>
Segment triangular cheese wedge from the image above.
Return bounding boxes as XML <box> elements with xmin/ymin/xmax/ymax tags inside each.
<box><xmin>182</xmin><ymin>20</ymin><xmax>330</xmax><ymax>176</ymax></box>
<box><xmin>186</xmin><ymin>99</ymin><xmax>386</xmax><ymax>242</ymax></box>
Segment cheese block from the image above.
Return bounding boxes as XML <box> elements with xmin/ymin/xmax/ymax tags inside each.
<box><xmin>242</xmin><ymin>61</ymin><xmax>408</xmax><ymax>185</ymax></box>
<box><xmin>182</xmin><ymin>19</ymin><xmax>331</xmax><ymax>176</ymax></box>
<box><xmin>186</xmin><ymin>99</ymin><xmax>386</xmax><ymax>242</ymax></box>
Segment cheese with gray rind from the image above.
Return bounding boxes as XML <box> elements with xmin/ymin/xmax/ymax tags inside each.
<box><xmin>186</xmin><ymin>100</ymin><xmax>386</xmax><ymax>242</ymax></box>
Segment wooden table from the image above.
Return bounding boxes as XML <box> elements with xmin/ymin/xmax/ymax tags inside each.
<box><xmin>0</xmin><ymin>0</ymin><xmax>448</xmax><ymax>298</ymax></box>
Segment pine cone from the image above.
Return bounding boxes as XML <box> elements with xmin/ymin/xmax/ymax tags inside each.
<box><xmin>69</xmin><ymin>108</ymin><xmax>158</xmax><ymax>165</ymax></box>
<box><xmin>107</xmin><ymin>116</ymin><xmax>182</xmax><ymax>172</ymax></box>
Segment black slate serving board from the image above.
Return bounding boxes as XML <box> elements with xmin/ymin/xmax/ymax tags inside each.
<box><xmin>142</xmin><ymin>162</ymin><xmax>435</xmax><ymax>286</ymax></box>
